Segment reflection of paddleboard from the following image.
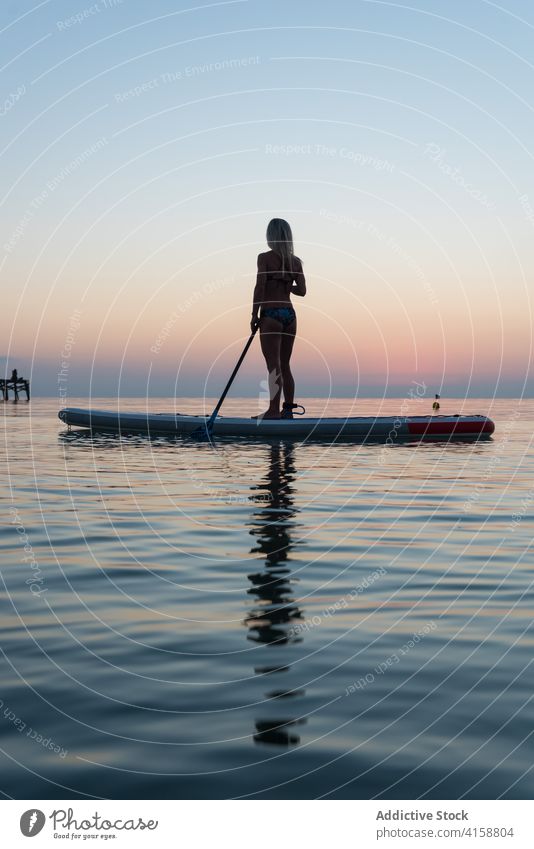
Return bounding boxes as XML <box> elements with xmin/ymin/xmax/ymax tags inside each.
<box><xmin>58</xmin><ymin>408</ymin><xmax>495</xmax><ymax>440</ymax></box>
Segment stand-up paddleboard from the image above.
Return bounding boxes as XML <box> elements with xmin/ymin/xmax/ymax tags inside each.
<box><xmin>58</xmin><ymin>408</ymin><xmax>495</xmax><ymax>440</ymax></box>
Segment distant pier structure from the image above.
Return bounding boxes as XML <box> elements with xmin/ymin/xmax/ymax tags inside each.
<box><xmin>1</xmin><ymin>369</ymin><xmax>30</xmax><ymax>401</ymax></box>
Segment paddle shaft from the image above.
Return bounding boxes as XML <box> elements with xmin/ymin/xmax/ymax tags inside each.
<box><xmin>205</xmin><ymin>326</ymin><xmax>258</xmax><ymax>430</ymax></box>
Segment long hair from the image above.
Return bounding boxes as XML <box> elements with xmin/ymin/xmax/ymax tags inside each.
<box><xmin>266</xmin><ymin>218</ymin><xmax>294</xmax><ymax>274</ymax></box>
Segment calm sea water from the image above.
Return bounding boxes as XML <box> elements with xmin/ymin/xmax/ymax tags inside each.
<box><xmin>1</xmin><ymin>397</ymin><xmax>533</xmax><ymax>799</ymax></box>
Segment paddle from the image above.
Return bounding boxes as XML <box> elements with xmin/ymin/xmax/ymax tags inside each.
<box><xmin>191</xmin><ymin>324</ymin><xmax>259</xmax><ymax>440</ymax></box>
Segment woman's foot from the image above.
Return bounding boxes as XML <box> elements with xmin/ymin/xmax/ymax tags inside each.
<box><xmin>252</xmin><ymin>409</ymin><xmax>281</xmax><ymax>420</ymax></box>
<box><xmin>281</xmin><ymin>402</ymin><xmax>295</xmax><ymax>419</ymax></box>
<box><xmin>281</xmin><ymin>402</ymin><xmax>306</xmax><ymax>419</ymax></box>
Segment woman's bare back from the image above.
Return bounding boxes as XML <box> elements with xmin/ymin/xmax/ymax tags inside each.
<box><xmin>258</xmin><ymin>250</ymin><xmax>304</xmax><ymax>307</ymax></box>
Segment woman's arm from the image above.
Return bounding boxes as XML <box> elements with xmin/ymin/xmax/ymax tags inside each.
<box><xmin>251</xmin><ymin>253</ymin><xmax>266</xmax><ymax>329</ymax></box>
<box><xmin>291</xmin><ymin>256</ymin><xmax>306</xmax><ymax>296</ymax></box>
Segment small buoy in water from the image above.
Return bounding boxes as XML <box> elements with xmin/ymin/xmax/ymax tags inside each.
<box><xmin>432</xmin><ymin>393</ymin><xmax>440</xmax><ymax>411</ymax></box>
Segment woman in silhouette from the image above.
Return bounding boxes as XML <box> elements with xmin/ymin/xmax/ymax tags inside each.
<box><xmin>251</xmin><ymin>218</ymin><xmax>306</xmax><ymax>419</ymax></box>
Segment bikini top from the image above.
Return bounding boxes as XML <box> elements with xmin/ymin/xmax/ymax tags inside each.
<box><xmin>265</xmin><ymin>256</ymin><xmax>297</xmax><ymax>283</ymax></box>
<box><xmin>266</xmin><ymin>272</ymin><xmax>293</xmax><ymax>283</ymax></box>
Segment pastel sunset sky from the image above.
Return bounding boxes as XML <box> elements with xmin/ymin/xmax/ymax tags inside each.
<box><xmin>1</xmin><ymin>0</ymin><xmax>533</xmax><ymax>397</ymax></box>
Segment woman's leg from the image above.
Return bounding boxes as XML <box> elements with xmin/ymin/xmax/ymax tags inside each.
<box><xmin>257</xmin><ymin>317</ymin><xmax>282</xmax><ymax>417</ymax></box>
<box><xmin>280</xmin><ymin>319</ymin><xmax>297</xmax><ymax>406</ymax></box>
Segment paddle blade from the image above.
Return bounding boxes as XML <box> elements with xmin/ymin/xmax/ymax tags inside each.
<box><xmin>189</xmin><ymin>423</ymin><xmax>214</xmax><ymax>442</ymax></box>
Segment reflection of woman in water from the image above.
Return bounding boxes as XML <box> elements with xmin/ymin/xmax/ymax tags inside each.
<box><xmin>246</xmin><ymin>443</ymin><xmax>307</xmax><ymax>746</ymax></box>
<box><xmin>251</xmin><ymin>219</ymin><xmax>306</xmax><ymax>420</ymax></box>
